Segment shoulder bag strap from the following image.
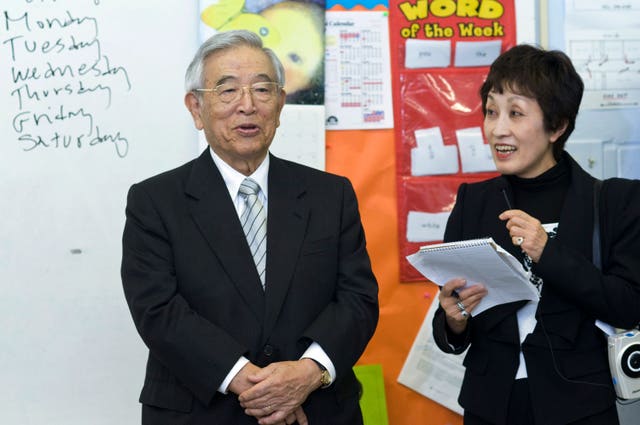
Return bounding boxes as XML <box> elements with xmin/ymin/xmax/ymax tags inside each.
<box><xmin>592</xmin><ymin>179</ymin><xmax>602</xmax><ymax>270</ymax></box>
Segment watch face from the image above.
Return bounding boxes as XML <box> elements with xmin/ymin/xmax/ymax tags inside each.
<box><xmin>320</xmin><ymin>370</ymin><xmax>331</xmax><ymax>386</ymax></box>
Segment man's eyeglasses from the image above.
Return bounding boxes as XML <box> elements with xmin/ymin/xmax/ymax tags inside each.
<box><xmin>195</xmin><ymin>82</ymin><xmax>281</xmax><ymax>104</ymax></box>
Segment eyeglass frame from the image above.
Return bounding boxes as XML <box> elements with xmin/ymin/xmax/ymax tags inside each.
<box><xmin>194</xmin><ymin>81</ymin><xmax>283</xmax><ymax>104</ymax></box>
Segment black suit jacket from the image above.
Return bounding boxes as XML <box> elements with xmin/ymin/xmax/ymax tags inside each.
<box><xmin>121</xmin><ymin>150</ymin><xmax>379</xmax><ymax>424</ymax></box>
<box><xmin>433</xmin><ymin>153</ymin><xmax>640</xmax><ymax>425</ymax></box>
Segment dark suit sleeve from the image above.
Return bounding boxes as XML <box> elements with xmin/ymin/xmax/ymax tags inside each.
<box><xmin>534</xmin><ymin>178</ymin><xmax>640</xmax><ymax>329</ymax></box>
<box><xmin>442</xmin><ymin>183</ymin><xmax>466</xmax><ymax>244</ymax></box>
<box><xmin>433</xmin><ymin>183</ymin><xmax>472</xmax><ymax>354</ymax></box>
<box><xmin>300</xmin><ymin>178</ymin><xmax>379</xmax><ymax>377</ymax></box>
<box><xmin>121</xmin><ymin>183</ymin><xmax>246</xmax><ymax>405</ymax></box>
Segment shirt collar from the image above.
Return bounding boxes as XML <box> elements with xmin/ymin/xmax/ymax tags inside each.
<box><xmin>208</xmin><ymin>147</ymin><xmax>269</xmax><ymax>201</ymax></box>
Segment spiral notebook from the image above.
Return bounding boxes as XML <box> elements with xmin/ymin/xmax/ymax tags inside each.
<box><xmin>406</xmin><ymin>237</ymin><xmax>539</xmax><ymax>316</ymax></box>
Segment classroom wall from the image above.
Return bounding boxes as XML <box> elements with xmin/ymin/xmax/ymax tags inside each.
<box><xmin>326</xmin><ymin>129</ymin><xmax>463</xmax><ymax>424</ymax></box>
<box><xmin>2</xmin><ymin>1</ymin><xmax>638</xmax><ymax>424</ymax></box>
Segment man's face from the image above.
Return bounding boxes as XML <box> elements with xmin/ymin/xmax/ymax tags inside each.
<box><xmin>185</xmin><ymin>45</ymin><xmax>285</xmax><ymax>174</ymax></box>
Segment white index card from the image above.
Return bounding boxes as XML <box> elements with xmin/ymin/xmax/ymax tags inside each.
<box><xmin>407</xmin><ymin>211</ymin><xmax>450</xmax><ymax>243</ymax></box>
<box><xmin>457</xmin><ymin>127</ymin><xmax>496</xmax><ymax>173</ymax></box>
<box><xmin>411</xmin><ymin>127</ymin><xmax>459</xmax><ymax>175</ymax></box>
<box><xmin>405</xmin><ymin>39</ymin><xmax>451</xmax><ymax>69</ymax></box>
<box><xmin>454</xmin><ymin>40</ymin><xmax>502</xmax><ymax>67</ymax></box>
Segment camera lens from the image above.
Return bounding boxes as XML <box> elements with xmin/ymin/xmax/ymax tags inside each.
<box><xmin>621</xmin><ymin>344</ymin><xmax>640</xmax><ymax>378</ymax></box>
<box><xmin>630</xmin><ymin>352</ymin><xmax>640</xmax><ymax>372</ymax></box>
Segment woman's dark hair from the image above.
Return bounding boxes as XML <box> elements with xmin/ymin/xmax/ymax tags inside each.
<box><xmin>480</xmin><ymin>44</ymin><xmax>584</xmax><ymax>159</ymax></box>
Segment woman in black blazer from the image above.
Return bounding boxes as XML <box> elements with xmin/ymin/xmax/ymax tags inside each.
<box><xmin>432</xmin><ymin>45</ymin><xmax>640</xmax><ymax>425</ymax></box>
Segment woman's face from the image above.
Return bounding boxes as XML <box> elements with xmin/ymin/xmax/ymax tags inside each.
<box><xmin>484</xmin><ymin>87</ymin><xmax>566</xmax><ymax>178</ymax></box>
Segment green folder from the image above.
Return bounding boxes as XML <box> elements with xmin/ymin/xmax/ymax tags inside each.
<box><xmin>353</xmin><ymin>364</ymin><xmax>389</xmax><ymax>425</ymax></box>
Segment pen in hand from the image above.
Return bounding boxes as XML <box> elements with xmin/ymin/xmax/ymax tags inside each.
<box><xmin>500</xmin><ymin>186</ymin><xmax>526</xmax><ymax>249</ymax></box>
<box><xmin>501</xmin><ymin>188</ymin><xmax>513</xmax><ymax>210</ymax></box>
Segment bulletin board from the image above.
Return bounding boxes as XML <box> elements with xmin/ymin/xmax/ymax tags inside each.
<box><xmin>388</xmin><ymin>0</ymin><xmax>516</xmax><ymax>281</ymax></box>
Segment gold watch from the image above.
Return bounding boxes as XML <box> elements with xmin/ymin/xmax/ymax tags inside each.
<box><xmin>309</xmin><ymin>358</ymin><xmax>332</xmax><ymax>387</ymax></box>
<box><xmin>319</xmin><ymin>367</ymin><xmax>332</xmax><ymax>387</ymax></box>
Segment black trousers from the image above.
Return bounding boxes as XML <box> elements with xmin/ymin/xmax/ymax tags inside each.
<box><xmin>463</xmin><ymin>379</ymin><xmax>619</xmax><ymax>425</ymax></box>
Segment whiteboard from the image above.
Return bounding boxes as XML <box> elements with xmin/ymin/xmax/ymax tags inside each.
<box><xmin>0</xmin><ymin>1</ymin><xmax>200</xmax><ymax>424</ymax></box>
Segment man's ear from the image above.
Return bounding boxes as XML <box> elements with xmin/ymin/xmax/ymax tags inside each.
<box><xmin>275</xmin><ymin>88</ymin><xmax>286</xmax><ymax>128</ymax></box>
<box><xmin>184</xmin><ymin>92</ymin><xmax>204</xmax><ymax>130</ymax></box>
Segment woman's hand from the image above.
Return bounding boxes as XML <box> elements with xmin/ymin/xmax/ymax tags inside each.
<box><xmin>439</xmin><ymin>278</ymin><xmax>487</xmax><ymax>334</ymax></box>
<box><xmin>499</xmin><ymin>209</ymin><xmax>548</xmax><ymax>262</ymax></box>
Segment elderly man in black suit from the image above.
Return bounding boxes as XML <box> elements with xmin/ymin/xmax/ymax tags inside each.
<box><xmin>121</xmin><ymin>30</ymin><xmax>378</xmax><ymax>425</ymax></box>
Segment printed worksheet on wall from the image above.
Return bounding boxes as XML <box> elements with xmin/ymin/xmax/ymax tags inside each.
<box><xmin>564</xmin><ymin>0</ymin><xmax>640</xmax><ymax>110</ymax></box>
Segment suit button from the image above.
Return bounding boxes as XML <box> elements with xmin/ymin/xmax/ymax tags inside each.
<box><xmin>263</xmin><ymin>344</ymin><xmax>274</xmax><ymax>357</ymax></box>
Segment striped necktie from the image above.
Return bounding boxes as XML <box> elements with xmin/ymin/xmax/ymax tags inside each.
<box><xmin>238</xmin><ymin>178</ymin><xmax>267</xmax><ymax>288</ymax></box>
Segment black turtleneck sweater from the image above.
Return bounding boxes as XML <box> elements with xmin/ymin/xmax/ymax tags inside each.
<box><xmin>504</xmin><ymin>155</ymin><xmax>571</xmax><ymax>226</ymax></box>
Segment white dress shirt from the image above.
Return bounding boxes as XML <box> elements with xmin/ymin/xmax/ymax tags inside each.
<box><xmin>208</xmin><ymin>148</ymin><xmax>335</xmax><ymax>393</ymax></box>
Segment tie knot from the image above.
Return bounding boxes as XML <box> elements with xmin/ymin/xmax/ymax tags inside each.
<box><xmin>239</xmin><ymin>178</ymin><xmax>260</xmax><ymax>197</ymax></box>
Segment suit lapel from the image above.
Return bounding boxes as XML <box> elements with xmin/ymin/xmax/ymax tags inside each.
<box><xmin>185</xmin><ymin>150</ymin><xmax>265</xmax><ymax>321</ymax></box>
<box><xmin>538</xmin><ymin>156</ymin><xmax>594</xmax><ymax>316</ymax></box>
<box><xmin>475</xmin><ymin>178</ymin><xmax>531</xmax><ymax>343</ymax></box>
<box><xmin>555</xmin><ymin>156</ymin><xmax>593</xmax><ymax>257</ymax></box>
<box><xmin>262</xmin><ymin>155</ymin><xmax>308</xmax><ymax>340</ymax></box>
<box><xmin>480</xmin><ymin>301</ymin><xmax>526</xmax><ymax>344</ymax></box>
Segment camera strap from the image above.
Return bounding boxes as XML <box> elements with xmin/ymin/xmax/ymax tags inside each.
<box><xmin>592</xmin><ymin>179</ymin><xmax>602</xmax><ymax>270</ymax></box>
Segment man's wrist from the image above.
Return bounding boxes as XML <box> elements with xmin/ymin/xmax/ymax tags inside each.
<box><xmin>305</xmin><ymin>358</ymin><xmax>332</xmax><ymax>388</ymax></box>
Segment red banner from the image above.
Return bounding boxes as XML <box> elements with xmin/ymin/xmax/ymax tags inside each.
<box><xmin>389</xmin><ymin>0</ymin><xmax>516</xmax><ymax>281</ymax></box>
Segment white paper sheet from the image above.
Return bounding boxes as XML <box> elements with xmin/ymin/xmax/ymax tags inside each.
<box><xmin>617</xmin><ymin>143</ymin><xmax>640</xmax><ymax>179</ymax></box>
<box><xmin>406</xmin><ymin>238</ymin><xmax>539</xmax><ymax>316</ymax></box>
<box><xmin>454</xmin><ymin>40</ymin><xmax>502</xmax><ymax>67</ymax></box>
<box><xmin>270</xmin><ymin>105</ymin><xmax>326</xmax><ymax>170</ymax></box>
<box><xmin>397</xmin><ymin>296</ymin><xmax>465</xmax><ymax>415</ymax></box>
<box><xmin>564</xmin><ymin>2</ymin><xmax>640</xmax><ymax>110</ymax></box>
<box><xmin>405</xmin><ymin>39</ymin><xmax>451</xmax><ymax>69</ymax></box>
<box><xmin>406</xmin><ymin>211</ymin><xmax>450</xmax><ymax>243</ymax></box>
<box><xmin>411</xmin><ymin>127</ymin><xmax>459</xmax><ymax>175</ymax></box>
<box><xmin>324</xmin><ymin>11</ymin><xmax>394</xmax><ymax>130</ymax></box>
<box><xmin>456</xmin><ymin>127</ymin><xmax>496</xmax><ymax>173</ymax></box>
